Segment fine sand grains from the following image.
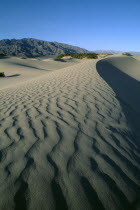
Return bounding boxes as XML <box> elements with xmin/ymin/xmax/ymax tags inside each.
<box><xmin>0</xmin><ymin>59</ymin><xmax>140</xmax><ymax>210</ymax></box>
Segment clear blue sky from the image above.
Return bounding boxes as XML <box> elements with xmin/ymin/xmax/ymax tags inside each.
<box><xmin>0</xmin><ymin>0</ymin><xmax>140</xmax><ymax>51</ymax></box>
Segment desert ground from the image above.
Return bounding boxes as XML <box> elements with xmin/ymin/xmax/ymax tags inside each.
<box><xmin>0</xmin><ymin>55</ymin><xmax>140</xmax><ymax>210</ymax></box>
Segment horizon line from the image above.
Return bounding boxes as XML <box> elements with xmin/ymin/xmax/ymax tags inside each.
<box><xmin>0</xmin><ymin>37</ymin><xmax>139</xmax><ymax>53</ymax></box>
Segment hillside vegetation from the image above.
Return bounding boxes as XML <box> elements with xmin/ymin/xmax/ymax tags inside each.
<box><xmin>122</xmin><ymin>52</ymin><xmax>132</xmax><ymax>56</ymax></box>
<box><xmin>56</xmin><ymin>53</ymin><xmax>98</xmax><ymax>59</ymax></box>
<box><xmin>0</xmin><ymin>72</ymin><xmax>5</xmax><ymax>77</ymax></box>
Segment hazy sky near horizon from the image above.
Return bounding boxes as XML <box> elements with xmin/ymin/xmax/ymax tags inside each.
<box><xmin>0</xmin><ymin>0</ymin><xmax>140</xmax><ymax>51</ymax></box>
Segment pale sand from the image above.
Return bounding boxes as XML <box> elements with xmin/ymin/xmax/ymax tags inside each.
<box><xmin>0</xmin><ymin>57</ymin><xmax>81</xmax><ymax>90</ymax></box>
<box><xmin>0</xmin><ymin>56</ymin><xmax>140</xmax><ymax>210</ymax></box>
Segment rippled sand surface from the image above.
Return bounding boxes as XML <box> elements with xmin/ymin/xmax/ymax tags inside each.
<box><xmin>0</xmin><ymin>56</ymin><xmax>140</xmax><ymax>210</ymax></box>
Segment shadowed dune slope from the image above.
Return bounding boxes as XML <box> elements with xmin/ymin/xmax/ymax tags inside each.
<box><xmin>98</xmin><ymin>56</ymin><xmax>140</xmax><ymax>81</ymax></box>
<box><xmin>96</xmin><ymin>56</ymin><xmax>140</xmax><ymax>138</ymax></box>
<box><xmin>0</xmin><ymin>58</ymin><xmax>140</xmax><ymax>210</ymax></box>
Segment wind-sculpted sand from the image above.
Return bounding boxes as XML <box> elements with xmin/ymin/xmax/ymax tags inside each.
<box><xmin>0</xmin><ymin>56</ymin><xmax>140</xmax><ymax>210</ymax></box>
<box><xmin>0</xmin><ymin>57</ymin><xmax>81</xmax><ymax>90</ymax></box>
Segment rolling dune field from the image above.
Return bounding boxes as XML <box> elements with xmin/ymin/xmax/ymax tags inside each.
<box><xmin>0</xmin><ymin>56</ymin><xmax>140</xmax><ymax>210</ymax></box>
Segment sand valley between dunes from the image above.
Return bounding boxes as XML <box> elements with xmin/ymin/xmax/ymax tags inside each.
<box><xmin>0</xmin><ymin>56</ymin><xmax>140</xmax><ymax>210</ymax></box>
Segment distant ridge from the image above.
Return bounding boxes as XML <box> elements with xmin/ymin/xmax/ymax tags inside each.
<box><xmin>0</xmin><ymin>38</ymin><xmax>89</xmax><ymax>58</ymax></box>
<box><xmin>93</xmin><ymin>50</ymin><xmax>140</xmax><ymax>56</ymax></box>
<box><xmin>0</xmin><ymin>38</ymin><xmax>139</xmax><ymax>57</ymax></box>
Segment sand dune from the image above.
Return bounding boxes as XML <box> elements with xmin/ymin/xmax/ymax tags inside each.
<box><xmin>0</xmin><ymin>56</ymin><xmax>140</xmax><ymax>210</ymax></box>
<box><xmin>0</xmin><ymin>57</ymin><xmax>81</xmax><ymax>90</ymax></box>
<box><xmin>97</xmin><ymin>56</ymin><xmax>140</xmax><ymax>137</ymax></box>
<box><xmin>98</xmin><ymin>56</ymin><xmax>140</xmax><ymax>81</ymax></box>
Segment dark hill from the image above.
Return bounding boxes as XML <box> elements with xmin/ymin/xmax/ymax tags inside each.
<box><xmin>0</xmin><ymin>38</ymin><xmax>89</xmax><ymax>58</ymax></box>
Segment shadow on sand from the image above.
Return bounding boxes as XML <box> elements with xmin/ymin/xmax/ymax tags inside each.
<box><xmin>54</xmin><ymin>59</ymin><xmax>67</xmax><ymax>62</ymax></box>
<box><xmin>96</xmin><ymin>59</ymin><xmax>140</xmax><ymax>145</ymax></box>
<box><xmin>11</xmin><ymin>62</ymin><xmax>47</xmax><ymax>71</ymax></box>
<box><xmin>7</xmin><ymin>74</ymin><xmax>20</xmax><ymax>77</ymax></box>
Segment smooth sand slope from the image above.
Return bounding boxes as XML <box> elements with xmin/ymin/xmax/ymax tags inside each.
<box><xmin>0</xmin><ymin>57</ymin><xmax>81</xmax><ymax>90</ymax></box>
<box><xmin>0</xmin><ymin>56</ymin><xmax>140</xmax><ymax>210</ymax></box>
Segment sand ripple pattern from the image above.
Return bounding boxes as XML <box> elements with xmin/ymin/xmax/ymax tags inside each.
<box><xmin>0</xmin><ymin>60</ymin><xmax>140</xmax><ymax>210</ymax></box>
